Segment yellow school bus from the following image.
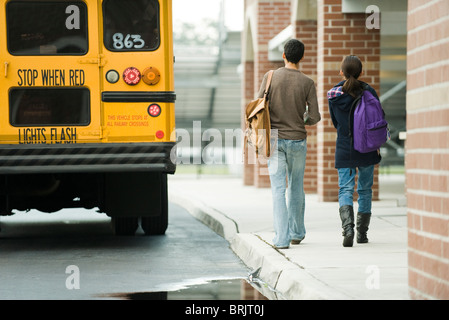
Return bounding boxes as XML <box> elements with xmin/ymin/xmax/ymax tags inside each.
<box><xmin>0</xmin><ymin>0</ymin><xmax>176</xmax><ymax>235</ymax></box>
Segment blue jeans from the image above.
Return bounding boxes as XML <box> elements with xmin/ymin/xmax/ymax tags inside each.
<box><xmin>337</xmin><ymin>166</ymin><xmax>375</xmax><ymax>214</ymax></box>
<box><xmin>267</xmin><ymin>139</ymin><xmax>307</xmax><ymax>247</ymax></box>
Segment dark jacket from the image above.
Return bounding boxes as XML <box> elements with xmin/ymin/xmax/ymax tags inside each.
<box><xmin>328</xmin><ymin>80</ymin><xmax>382</xmax><ymax>169</ymax></box>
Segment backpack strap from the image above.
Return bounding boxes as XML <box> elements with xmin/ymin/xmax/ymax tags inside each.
<box><xmin>348</xmin><ymin>91</ymin><xmax>363</xmax><ymax>143</ymax></box>
<box><xmin>348</xmin><ymin>83</ymin><xmax>370</xmax><ymax>138</ymax></box>
<box><xmin>348</xmin><ymin>83</ymin><xmax>368</xmax><ymax>151</ymax></box>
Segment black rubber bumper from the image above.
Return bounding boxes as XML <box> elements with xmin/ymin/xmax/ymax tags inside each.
<box><xmin>0</xmin><ymin>142</ymin><xmax>176</xmax><ymax>174</ymax></box>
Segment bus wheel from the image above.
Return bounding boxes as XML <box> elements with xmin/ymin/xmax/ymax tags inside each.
<box><xmin>141</xmin><ymin>212</ymin><xmax>168</xmax><ymax>236</ymax></box>
<box><xmin>111</xmin><ymin>217</ymin><xmax>138</xmax><ymax>236</ymax></box>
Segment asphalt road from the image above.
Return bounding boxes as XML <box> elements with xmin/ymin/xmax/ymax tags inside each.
<box><xmin>0</xmin><ymin>203</ymin><xmax>249</xmax><ymax>300</ymax></box>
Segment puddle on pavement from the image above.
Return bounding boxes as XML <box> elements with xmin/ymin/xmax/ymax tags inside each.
<box><xmin>98</xmin><ymin>276</ymin><xmax>285</xmax><ymax>300</ymax></box>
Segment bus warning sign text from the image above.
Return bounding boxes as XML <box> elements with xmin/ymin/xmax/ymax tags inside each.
<box><xmin>17</xmin><ymin>69</ymin><xmax>85</xmax><ymax>87</ymax></box>
<box><xmin>18</xmin><ymin>127</ymin><xmax>77</xmax><ymax>144</ymax></box>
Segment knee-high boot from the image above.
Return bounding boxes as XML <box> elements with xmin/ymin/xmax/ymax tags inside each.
<box><xmin>357</xmin><ymin>212</ymin><xmax>371</xmax><ymax>243</ymax></box>
<box><xmin>339</xmin><ymin>205</ymin><xmax>354</xmax><ymax>247</ymax></box>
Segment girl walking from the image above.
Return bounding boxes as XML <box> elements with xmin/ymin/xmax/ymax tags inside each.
<box><xmin>327</xmin><ymin>55</ymin><xmax>382</xmax><ymax>247</ymax></box>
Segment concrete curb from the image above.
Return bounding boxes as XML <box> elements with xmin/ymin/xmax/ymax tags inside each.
<box><xmin>168</xmin><ymin>189</ymin><xmax>351</xmax><ymax>300</ymax></box>
<box><xmin>230</xmin><ymin>233</ymin><xmax>352</xmax><ymax>300</ymax></box>
<box><xmin>168</xmin><ymin>191</ymin><xmax>239</xmax><ymax>242</ymax></box>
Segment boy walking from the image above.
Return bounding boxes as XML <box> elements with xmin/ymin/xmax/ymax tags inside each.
<box><xmin>257</xmin><ymin>39</ymin><xmax>321</xmax><ymax>249</ymax></box>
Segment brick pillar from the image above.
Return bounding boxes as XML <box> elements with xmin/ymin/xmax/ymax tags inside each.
<box><xmin>243</xmin><ymin>61</ymin><xmax>255</xmax><ymax>186</ymax></box>
<box><xmin>294</xmin><ymin>20</ymin><xmax>318</xmax><ymax>80</ymax></box>
<box><xmin>406</xmin><ymin>0</ymin><xmax>449</xmax><ymax>300</ymax></box>
<box><xmin>317</xmin><ymin>0</ymin><xmax>380</xmax><ymax>202</ymax></box>
<box><xmin>242</xmin><ymin>0</ymin><xmax>290</xmax><ymax>188</ymax></box>
<box><xmin>294</xmin><ymin>19</ymin><xmax>318</xmax><ymax>193</ymax></box>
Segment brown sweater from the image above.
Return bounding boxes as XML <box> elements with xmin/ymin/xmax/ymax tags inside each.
<box><xmin>258</xmin><ymin>67</ymin><xmax>321</xmax><ymax>140</ymax></box>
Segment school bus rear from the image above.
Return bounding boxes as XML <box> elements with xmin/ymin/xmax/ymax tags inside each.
<box><xmin>0</xmin><ymin>0</ymin><xmax>176</xmax><ymax>235</ymax></box>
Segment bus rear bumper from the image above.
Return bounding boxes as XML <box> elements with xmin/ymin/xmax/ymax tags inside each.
<box><xmin>0</xmin><ymin>142</ymin><xmax>177</xmax><ymax>175</ymax></box>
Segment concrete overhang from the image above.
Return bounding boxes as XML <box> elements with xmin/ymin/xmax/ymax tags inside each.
<box><xmin>342</xmin><ymin>0</ymin><xmax>407</xmax><ymax>13</ymax></box>
<box><xmin>343</xmin><ymin>0</ymin><xmax>407</xmax><ymax>36</ymax></box>
<box><xmin>268</xmin><ymin>0</ymin><xmax>317</xmax><ymax>61</ymax></box>
<box><xmin>268</xmin><ymin>0</ymin><xmax>407</xmax><ymax>61</ymax></box>
<box><xmin>268</xmin><ymin>25</ymin><xmax>293</xmax><ymax>61</ymax></box>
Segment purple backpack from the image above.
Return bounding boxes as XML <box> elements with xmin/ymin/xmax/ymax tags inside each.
<box><xmin>349</xmin><ymin>85</ymin><xmax>389</xmax><ymax>153</ymax></box>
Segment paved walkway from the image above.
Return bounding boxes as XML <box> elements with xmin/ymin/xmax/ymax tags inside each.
<box><xmin>168</xmin><ymin>173</ymin><xmax>409</xmax><ymax>300</ymax></box>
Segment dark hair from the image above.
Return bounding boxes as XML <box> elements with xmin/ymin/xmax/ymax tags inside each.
<box><xmin>341</xmin><ymin>55</ymin><xmax>363</xmax><ymax>98</ymax></box>
<box><xmin>284</xmin><ymin>39</ymin><xmax>305</xmax><ymax>64</ymax></box>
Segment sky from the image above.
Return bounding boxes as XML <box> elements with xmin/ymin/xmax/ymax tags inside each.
<box><xmin>172</xmin><ymin>0</ymin><xmax>243</xmax><ymax>31</ymax></box>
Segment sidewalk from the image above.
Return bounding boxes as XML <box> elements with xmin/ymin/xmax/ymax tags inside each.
<box><xmin>168</xmin><ymin>172</ymin><xmax>409</xmax><ymax>300</ymax></box>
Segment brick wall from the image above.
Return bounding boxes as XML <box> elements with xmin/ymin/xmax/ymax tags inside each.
<box><xmin>295</xmin><ymin>20</ymin><xmax>318</xmax><ymax>193</ymax></box>
<box><xmin>406</xmin><ymin>0</ymin><xmax>449</xmax><ymax>300</ymax></box>
<box><xmin>294</xmin><ymin>20</ymin><xmax>318</xmax><ymax>82</ymax></box>
<box><xmin>317</xmin><ymin>0</ymin><xmax>380</xmax><ymax>202</ymax></box>
<box><xmin>243</xmin><ymin>61</ymin><xmax>255</xmax><ymax>186</ymax></box>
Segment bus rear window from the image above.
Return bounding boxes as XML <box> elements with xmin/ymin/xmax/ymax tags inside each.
<box><xmin>103</xmin><ymin>0</ymin><xmax>160</xmax><ymax>51</ymax></box>
<box><xmin>10</xmin><ymin>88</ymin><xmax>91</xmax><ymax>126</ymax></box>
<box><xmin>6</xmin><ymin>1</ymin><xmax>88</xmax><ymax>55</ymax></box>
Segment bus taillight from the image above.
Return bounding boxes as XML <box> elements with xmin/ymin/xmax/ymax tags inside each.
<box><xmin>123</xmin><ymin>67</ymin><xmax>141</xmax><ymax>85</ymax></box>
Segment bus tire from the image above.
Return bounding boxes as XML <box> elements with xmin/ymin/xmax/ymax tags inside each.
<box><xmin>141</xmin><ymin>173</ymin><xmax>168</xmax><ymax>235</ymax></box>
<box><xmin>112</xmin><ymin>216</ymin><xmax>139</xmax><ymax>236</ymax></box>
<box><xmin>141</xmin><ymin>212</ymin><xmax>168</xmax><ymax>236</ymax></box>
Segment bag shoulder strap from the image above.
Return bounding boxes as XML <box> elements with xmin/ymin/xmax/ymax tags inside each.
<box><xmin>264</xmin><ymin>70</ymin><xmax>274</xmax><ymax>98</ymax></box>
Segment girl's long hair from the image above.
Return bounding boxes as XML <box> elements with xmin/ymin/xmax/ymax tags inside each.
<box><xmin>341</xmin><ymin>55</ymin><xmax>363</xmax><ymax>98</ymax></box>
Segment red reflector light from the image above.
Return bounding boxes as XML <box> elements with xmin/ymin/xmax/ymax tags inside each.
<box><xmin>123</xmin><ymin>67</ymin><xmax>141</xmax><ymax>85</ymax></box>
<box><xmin>148</xmin><ymin>104</ymin><xmax>161</xmax><ymax>117</ymax></box>
<box><xmin>156</xmin><ymin>130</ymin><xmax>164</xmax><ymax>139</ymax></box>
